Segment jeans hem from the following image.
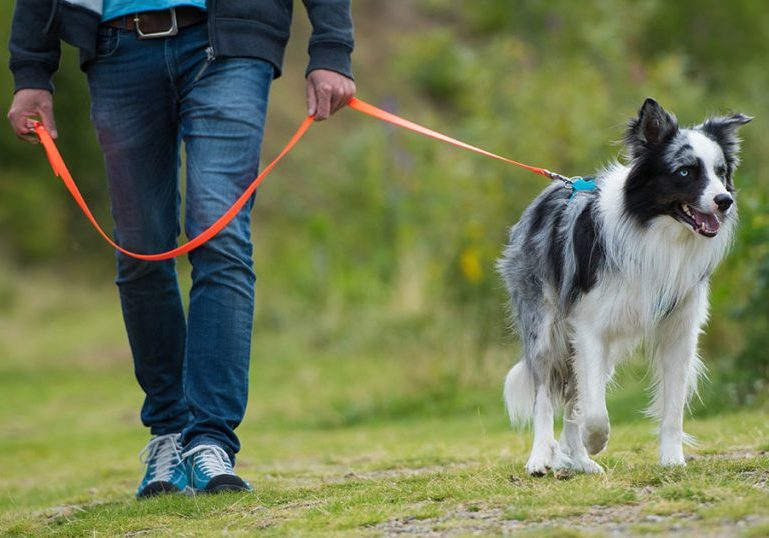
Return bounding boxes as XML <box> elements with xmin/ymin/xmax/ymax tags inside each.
<box><xmin>147</xmin><ymin>416</ymin><xmax>191</xmax><ymax>437</ymax></box>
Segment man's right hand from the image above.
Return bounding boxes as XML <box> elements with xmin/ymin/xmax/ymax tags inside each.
<box><xmin>7</xmin><ymin>88</ymin><xmax>57</xmax><ymax>143</ymax></box>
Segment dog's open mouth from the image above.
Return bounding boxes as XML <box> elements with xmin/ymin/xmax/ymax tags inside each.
<box><xmin>675</xmin><ymin>204</ymin><xmax>720</xmax><ymax>237</ymax></box>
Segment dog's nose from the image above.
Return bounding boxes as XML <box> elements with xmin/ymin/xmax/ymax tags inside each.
<box><xmin>714</xmin><ymin>194</ymin><xmax>734</xmax><ymax>211</ymax></box>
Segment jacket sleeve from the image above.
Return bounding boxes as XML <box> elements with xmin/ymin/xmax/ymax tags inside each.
<box><xmin>9</xmin><ymin>0</ymin><xmax>61</xmax><ymax>93</ymax></box>
<box><xmin>302</xmin><ymin>0</ymin><xmax>354</xmax><ymax>79</ymax></box>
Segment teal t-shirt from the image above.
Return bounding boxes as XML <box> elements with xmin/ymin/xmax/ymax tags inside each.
<box><xmin>102</xmin><ymin>0</ymin><xmax>207</xmax><ymax>22</ymax></box>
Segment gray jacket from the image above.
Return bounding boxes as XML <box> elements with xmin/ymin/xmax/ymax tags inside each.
<box><xmin>9</xmin><ymin>0</ymin><xmax>354</xmax><ymax>93</ymax></box>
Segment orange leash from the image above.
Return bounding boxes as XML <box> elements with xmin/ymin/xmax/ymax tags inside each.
<box><xmin>34</xmin><ymin>116</ymin><xmax>313</xmax><ymax>261</ymax></box>
<box><xmin>347</xmin><ymin>98</ymin><xmax>561</xmax><ymax>179</ymax></box>
<box><xmin>34</xmin><ymin>98</ymin><xmax>565</xmax><ymax>261</ymax></box>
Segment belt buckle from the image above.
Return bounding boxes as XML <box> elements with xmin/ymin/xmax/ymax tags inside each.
<box><xmin>134</xmin><ymin>8</ymin><xmax>178</xmax><ymax>39</ymax></box>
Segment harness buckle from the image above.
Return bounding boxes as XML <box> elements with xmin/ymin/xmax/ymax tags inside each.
<box><xmin>134</xmin><ymin>8</ymin><xmax>178</xmax><ymax>40</ymax></box>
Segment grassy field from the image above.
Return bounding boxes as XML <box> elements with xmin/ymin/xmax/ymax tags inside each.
<box><xmin>1</xmin><ymin>269</ymin><xmax>768</xmax><ymax>537</ymax></box>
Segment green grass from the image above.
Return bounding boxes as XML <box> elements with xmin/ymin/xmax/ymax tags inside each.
<box><xmin>1</xmin><ymin>271</ymin><xmax>768</xmax><ymax>536</ymax></box>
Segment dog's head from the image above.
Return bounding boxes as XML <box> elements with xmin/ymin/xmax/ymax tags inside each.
<box><xmin>622</xmin><ymin>98</ymin><xmax>751</xmax><ymax>238</ymax></box>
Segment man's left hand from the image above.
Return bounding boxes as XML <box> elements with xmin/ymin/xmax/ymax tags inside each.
<box><xmin>306</xmin><ymin>69</ymin><xmax>356</xmax><ymax>121</ymax></box>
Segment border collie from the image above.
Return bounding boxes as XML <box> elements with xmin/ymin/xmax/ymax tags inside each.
<box><xmin>497</xmin><ymin>98</ymin><xmax>751</xmax><ymax>475</ymax></box>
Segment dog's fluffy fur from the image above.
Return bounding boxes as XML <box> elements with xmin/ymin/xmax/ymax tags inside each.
<box><xmin>497</xmin><ymin>99</ymin><xmax>751</xmax><ymax>475</ymax></box>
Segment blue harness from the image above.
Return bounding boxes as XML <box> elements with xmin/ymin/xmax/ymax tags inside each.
<box><xmin>565</xmin><ymin>177</ymin><xmax>598</xmax><ymax>200</ymax></box>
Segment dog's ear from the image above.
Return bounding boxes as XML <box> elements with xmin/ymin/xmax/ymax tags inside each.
<box><xmin>624</xmin><ymin>98</ymin><xmax>678</xmax><ymax>159</ymax></box>
<box><xmin>698</xmin><ymin>113</ymin><xmax>752</xmax><ymax>155</ymax></box>
<box><xmin>698</xmin><ymin>113</ymin><xmax>753</xmax><ymax>188</ymax></box>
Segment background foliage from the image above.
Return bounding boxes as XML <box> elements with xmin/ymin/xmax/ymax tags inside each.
<box><xmin>0</xmin><ymin>0</ymin><xmax>767</xmax><ymax>404</ymax></box>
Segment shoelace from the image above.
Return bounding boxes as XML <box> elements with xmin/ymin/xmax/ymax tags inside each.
<box><xmin>139</xmin><ymin>433</ymin><xmax>182</xmax><ymax>482</ymax></box>
<box><xmin>182</xmin><ymin>445</ymin><xmax>234</xmax><ymax>477</ymax></box>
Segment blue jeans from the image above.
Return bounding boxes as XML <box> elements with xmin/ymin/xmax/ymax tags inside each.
<box><xmin>86</xmin><ymin>22</ymin><xmax>273</xmax><ymax>460</ymax></box>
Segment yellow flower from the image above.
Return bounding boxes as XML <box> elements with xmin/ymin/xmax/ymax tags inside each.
<box><xmin>460</xmin><ymin>247</ymin><xmax>483</xmax><ymax>284</ymax></box>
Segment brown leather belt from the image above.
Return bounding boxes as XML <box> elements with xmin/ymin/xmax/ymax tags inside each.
<box><xmin>102</xmin><ymin>7</ymin><xmax>206</xmax><ymax>39</ymax></box>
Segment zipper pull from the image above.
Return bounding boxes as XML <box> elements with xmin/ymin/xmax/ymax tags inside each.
<box><xmin>205</xmin><ymin>46</ymin><xmax>215</xmax><ymax>62</ymax></box>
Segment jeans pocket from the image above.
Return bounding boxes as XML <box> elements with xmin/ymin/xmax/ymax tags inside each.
<box><xmin>95</xmin><ymin>27</ymin><xmax>121</xmax><ymax>59</ymax></box>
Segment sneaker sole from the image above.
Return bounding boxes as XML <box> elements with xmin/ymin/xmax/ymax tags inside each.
<box><xmin>136</xmin><ymin>482</ymin><xmax>193</xmax><ymax>499</ymax></box>
<box><xmin>199</xmin><ymin>483</ymin><xmax>252</xmax><ymax>494</ymax></box>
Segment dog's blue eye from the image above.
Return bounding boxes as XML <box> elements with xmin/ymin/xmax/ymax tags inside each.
<box><xmin>677</xmin><ymin>168</ymin><xmax>689</xmax><ymax>177</ymax></box>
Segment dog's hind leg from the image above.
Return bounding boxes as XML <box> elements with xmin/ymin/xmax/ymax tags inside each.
<box><xmin>525</xmin><ymin>380</ymin><xmax>571</xmax><ymax>476</ymax></box>
<box><xmin>559</xmin><ymin>399</ymin><xmax>604</xmax><ymax>474</ymax></box>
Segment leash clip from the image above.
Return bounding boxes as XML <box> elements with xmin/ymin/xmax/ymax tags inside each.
<box><xmin>544</xmin><ymin>170</ymin><xmax>596</xmax><ymax>197</ymax></box>
<box><xmin>544</xmin><ymin>170</ymin><xmax>572</xmax><ymax>185</ymax></box>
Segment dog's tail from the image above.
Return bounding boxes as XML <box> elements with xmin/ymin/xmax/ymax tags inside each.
<box><xmin>503</xmin><ymin>361</ymin><xmax>535</xmax><ymax>426</ymax></box>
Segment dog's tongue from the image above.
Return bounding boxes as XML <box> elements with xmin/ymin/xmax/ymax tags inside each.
<box><xmin>692</xmin><ymin>208</ymin><xmax>720</xmax><ymax>234</ymax></box>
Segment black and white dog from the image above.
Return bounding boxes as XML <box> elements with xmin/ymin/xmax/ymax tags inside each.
<box><xmin>497</xmin><ymin>99</ymin><xmax>751</xmax><ymax>475</ymax></box>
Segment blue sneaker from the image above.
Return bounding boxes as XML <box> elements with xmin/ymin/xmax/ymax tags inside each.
<box><xmin>183</xmin><ymin>445</ymin><xmax>252</xmax><ymax>494</ymax></box>
<box><xmin>136</xmin><ymin>433</ymin><xmax>190</xmax><ymax>498</ymax></box>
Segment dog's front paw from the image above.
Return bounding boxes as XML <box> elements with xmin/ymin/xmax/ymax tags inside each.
<box><xmin>569</xmin><ymin>455</ymin><xmax>605</xmax><ymax>474</ymax></box>
<box><xmin>582</xmin><ymin>415</ymin><xmax>610</xmax><ymax>455</ymax></box>
<box><xmin>659</xmin><ymin>454</ymin><xmax>686</xmax><ymax>467</ymax></box>
<box><xmin>525</xmin><ymin>459</ymin><xmax>549</xmax><ymax>477</ymax></box>
<box><xmin>525</xmin><ymin>442</ymin><xmax>571</xmax><ymax>476</ymax></box>
<box><xmin>659</xmin><ymin>437</ymin><xmax>685</xmax><ymax>467</ymax></box>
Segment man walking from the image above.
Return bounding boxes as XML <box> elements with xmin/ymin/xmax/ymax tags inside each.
<box><xmin>8</xmin><ymin>0</ymin><xmax>355</xmax><ymax>496</ymax></box>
